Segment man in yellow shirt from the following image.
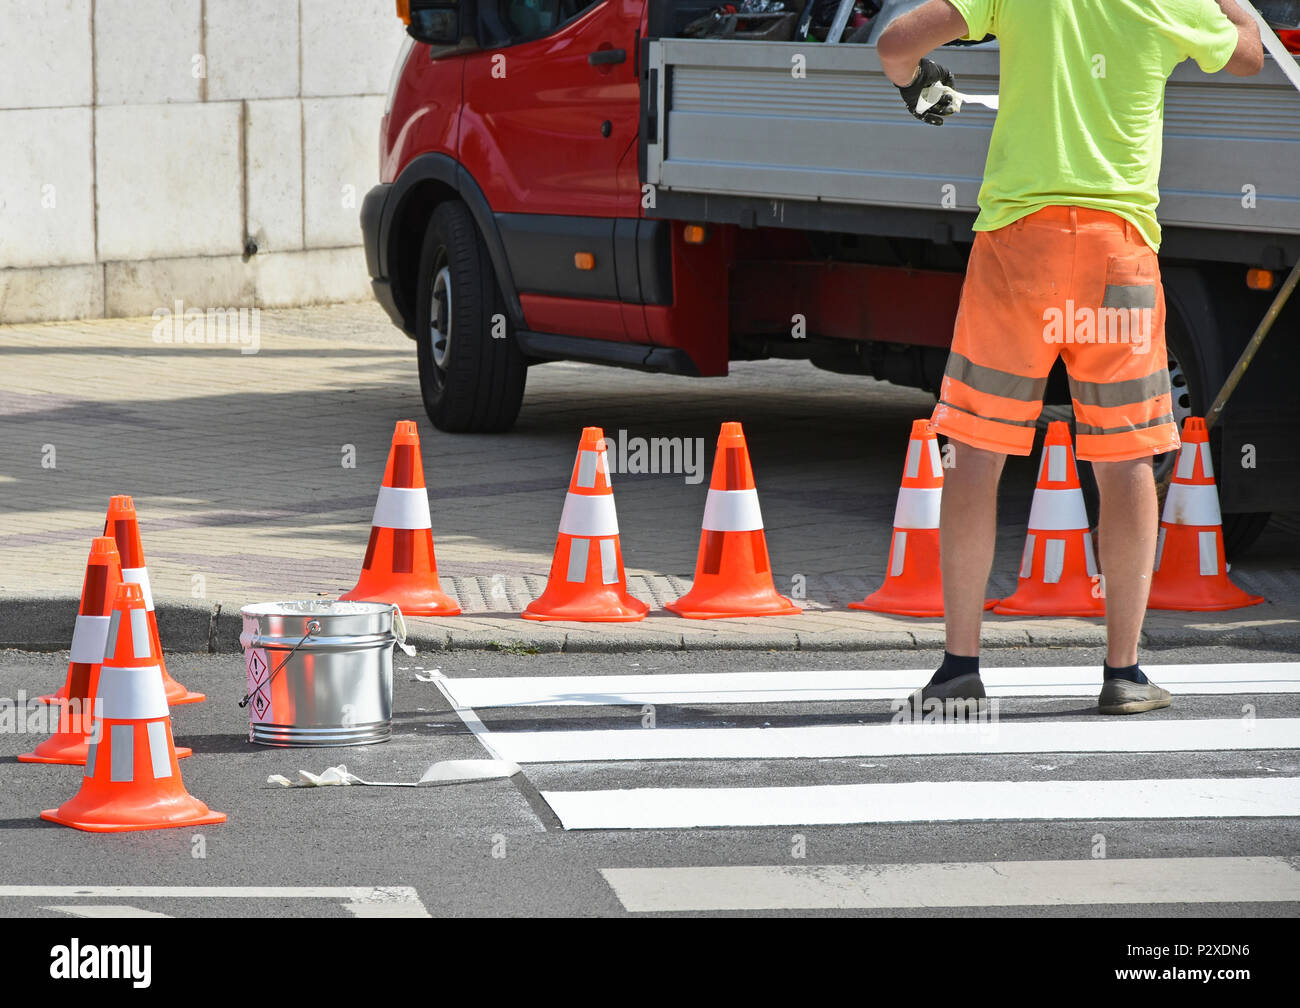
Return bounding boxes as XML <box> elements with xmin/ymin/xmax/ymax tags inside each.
<box><xmin>877</xmin><ymin>1</ymin><xmax>1263</xmax><ymax>713</ymax></box>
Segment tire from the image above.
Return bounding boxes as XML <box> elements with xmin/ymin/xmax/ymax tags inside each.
<box><xmin>1069</xmin><ymin>270</ymin><xmax>1271</xmax><ymax>559</ymax></box>
<box><xmin>415</xmin><ymin>200</ymin><xmax>526</xmax><ymax>433</ymax></box>
<box><xmin>1162</xmin><ymin>269</ymin><xmax>1269</xmax><ymax>559</ymax></box>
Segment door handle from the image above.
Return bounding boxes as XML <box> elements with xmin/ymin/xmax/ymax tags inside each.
<box><xmin>588</xmin><ymin>48</ymin><xmax>627</xmax><ymax>66</ymax></box>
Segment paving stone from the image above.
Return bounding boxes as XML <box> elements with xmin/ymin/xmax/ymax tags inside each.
<box><xmin>2</xmin><ymin>302</ymin><xmax>1297</xmax><ymax>655</ymax></box>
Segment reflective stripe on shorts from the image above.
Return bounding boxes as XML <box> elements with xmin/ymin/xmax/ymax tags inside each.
<box><xmin>928</xmin><ymin>206</ymin><xmax>1181</xmax><ymax>462</ymax></box>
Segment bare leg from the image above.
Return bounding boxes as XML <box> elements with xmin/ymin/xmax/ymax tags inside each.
<box><xmin>1092</xmin><ymin>456</ymin><xmax>1158</xmax><ymax>667</ymax></box>
<box><xmin>940</xmin><ymin>439</ymin><xmax>1007</xmax><ymax>657</ymax></box>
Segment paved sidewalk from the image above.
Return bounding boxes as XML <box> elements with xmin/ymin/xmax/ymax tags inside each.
<box><xmin>2</xmin><ymin>303</ymin><xmax>1298</xmax><ymax>654</ymax></box>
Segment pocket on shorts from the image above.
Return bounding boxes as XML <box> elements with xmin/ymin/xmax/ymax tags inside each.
<box><xmin>1102</xmin><ymin>253</ymin><xmax>1158</xmax><ymax>310</ymax></box>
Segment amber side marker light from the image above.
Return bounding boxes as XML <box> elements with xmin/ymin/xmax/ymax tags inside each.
<box><xmin>574</xmin><ymin>252</ymin><xmax>596</xmax><ymax>271</ymax></box>
<box><xmin>1247</xmin><ymin>268</ymin><xmax>1276</xmax><ymax>291</ymax></box>
<box><xmin>683</xmin><ymin>224</ymin><xmax>708</xmax><ymax>245</ymax></box>
<box><xmin>397</xmin><ymin>0</ymin><xmax>411</xmax><ymax>25</ymax></box>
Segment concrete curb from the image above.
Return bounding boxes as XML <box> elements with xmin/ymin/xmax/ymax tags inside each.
<box><xmin>5</xmin><ymin>594</ymin><xmax>1300</xmax><ymax>654</ymax></box>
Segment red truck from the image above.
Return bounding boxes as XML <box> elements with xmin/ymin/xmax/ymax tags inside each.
<box><xmin>361</xmin><ymin>0</ymin><xmax>1300</xmax><ymax>555</ymax></box>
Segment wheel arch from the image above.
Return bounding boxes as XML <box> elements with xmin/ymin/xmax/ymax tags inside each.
<box><xmin>382</xmin><ymin>153</ymin><xmax>523</xmax><ymax>335</ymax></box>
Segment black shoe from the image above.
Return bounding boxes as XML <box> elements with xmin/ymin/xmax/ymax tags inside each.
<box><xmin>907</xmin><ymin>672</ymin><xmax>987</xmax><ymax>719</ymax></box>
<box><xmin>1098</xmin><ymin>678</ymin><xmax>1172</xmax><ymax>715</ymax></box>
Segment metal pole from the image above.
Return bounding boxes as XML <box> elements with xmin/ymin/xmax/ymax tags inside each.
<box><xmin>825</xmin><ymin>0</ymin><xmax>856</xmax><ymax>43</ymax></box>
<box><xmin>1206</xmin><ymin>259</ymin><xmax>1300</xmax><ymax>430</ymax></box>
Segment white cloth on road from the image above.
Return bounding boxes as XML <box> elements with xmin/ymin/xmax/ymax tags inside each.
<box><xmin>267</xmin><ymin>759</ymin><xmax>521</xmax><ymax>788</ymax></box>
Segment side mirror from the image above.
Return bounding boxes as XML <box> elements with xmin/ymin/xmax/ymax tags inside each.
<box><xmin>404</xmin><ymin>1</ymin><xmax>465</xmax><ymax>46</ymax></box>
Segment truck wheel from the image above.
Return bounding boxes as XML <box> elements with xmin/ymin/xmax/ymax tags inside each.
<box><xmin>415</xmin><ymin>201</ymin><xmax>526</xmax><ymax>433</ymax></box>
<box><xmin>1163</xmin><ymin>270</ymin><xmax>1269</xmax><ymax>559</ymax></box>
<box><xmin>1073</xmin><ymin>273</ymin><xmax>1270</xmax><ymax>560</ymax></box>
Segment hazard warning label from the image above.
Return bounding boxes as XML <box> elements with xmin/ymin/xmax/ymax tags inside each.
<box><xmin>246</xmin><ymin>647</ymin><xmax>273</xmax><ymax>723</ymax></box>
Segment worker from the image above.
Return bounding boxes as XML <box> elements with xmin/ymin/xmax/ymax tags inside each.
<box><xmin>877</xmin><ymin>1</ymin><xmax>1264</xmax><ymax>714</ymax></box>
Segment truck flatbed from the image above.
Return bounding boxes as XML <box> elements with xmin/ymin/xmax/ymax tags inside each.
<box><xmin>643</xmin><ymin>38</ymin><xmax>1300</xmax><ymax>266</ymax></box>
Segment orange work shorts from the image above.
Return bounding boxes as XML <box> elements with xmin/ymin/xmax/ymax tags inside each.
<box><xmin>929</xmin><ymin>206</ymin><xmax>1181</xmax><ymax>462</ymax></box>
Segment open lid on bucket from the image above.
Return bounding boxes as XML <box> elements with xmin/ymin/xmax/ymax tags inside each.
<box><xmin>239</xmin><ymin>601</ymin><xmax>414</xmax><ymax>658</ymax></box>
<box><xmin>240</xmin><ymin>601</ymin><xmax>395</xmax><ymax>618</ymax></box>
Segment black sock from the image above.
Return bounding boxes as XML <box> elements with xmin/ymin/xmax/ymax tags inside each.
<box><xmin>1103</xmin><ymin>662</ymin><xmax>1149</xmax><ymax>685</ymax></box>
<box><xmin>931</xmin><ymin>651</ymin><xmax>980</xmax><ymax>684</ymax></box>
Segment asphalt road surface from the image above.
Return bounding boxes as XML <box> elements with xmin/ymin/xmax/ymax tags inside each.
<box><xmin>0</xmin><ymin>645</ymin><xmax>1297</xmax><ymax>918</ymax></box>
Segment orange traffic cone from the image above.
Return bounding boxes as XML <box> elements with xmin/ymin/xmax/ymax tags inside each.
<box><xmin>1148</xmin><ymin>417</ymin><xmax>1264</xmax><ymax>611</ymax></box>
<box><xmin>667</xmin><ymin>422</ymin><xmax>801</xmax><ymax>619</ymax></box>
<box><xmin>849</xmin><ymin>420</ymin><xmax>998</xmax><ymax>617</ymax></box>
<box><xmin>34</xmin><ymin>539</ymin><xmax>122</xmax><ymax>708</ymax></box>
<box><xmin>104</xmin><ymin>495</ymin><xmax>205</xmax><ymax>705</ymax></box>
<box><xmin>22</xmin><ymin>538</ymin><xmax>121</xmax><ymax>764</ymax></box>
<box><xmin>42</xmin><ymin>581</ymin><xmax>224</xmax><ymax>832</ymax></box>
<box><xmin>994</xmin><ymin>422</ymin><xmax>1105</xmax><ymax>617</ymax></box>
<box><xmin>523</xmin><ymin>427</ymin><xmax>648</xmax><ymax>622</ymax></box>
<box><xmin>21</xmin><ymin>537</ymin><xmax>194</xmax><ymax>768</ymax></box>
<box><xmin>341</xmin><ymin>421</ymin><xmax>461</xmax><ymax>616</ymax></box>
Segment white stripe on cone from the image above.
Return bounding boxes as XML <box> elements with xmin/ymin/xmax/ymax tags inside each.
<box><xmin>69</xmin><ymin>614</ymin><xmax>112</xmax><ymax>664</ymax></box>
<box><xmin>701</xmin><ymin>489</ymin><xmax>763</xmax><ymax>532</ymax></box>
<box><xmin>1047</xmin><ymin>445</ymin><xmax>1067</xmax><ymax>483</ymax></box>
<box><xmin>372</xmin><ymin>486</ymin><xmax>433</xmax><ymax>530</ymax></box>
<box><xmin>1043</xmin><ymin>539</ymin><xmax>1066</xmax><ymax>584</ymax></box>
<box><xmin>599</xmin><ymin>540</ymin><xmax>618</xmax><ymax>584</ymax></box>
<box><xmin>1020</xmin><ymin>527</ymin><xmax>1097</xmax><ymax>584</ymax></box>
<box><xmin>893</xmin><ymin>486</ymin><xmax>941</xmax><ymax>530</ymax></box>
<box><xmin>130</xmin><ymin>608</ymin><xmax>152</xmax><ymax>659</ymax></box>
<box><xmin>927</xmin><ymin>439</ymin><xmax>942</xmax><ymax>476</ymax></box>
<box><xmin>1175</xmin><ymin>442</ymin><xmax>1214</xmax><ymax>481</ymax></box>
<box><xmin>904</xmin><ymin>441</ymin><xmax>921</xmax><ymax>480</ymax></box>
<box><xmin>1162</xmin><ymin>482</ymin><xmax>1222</xmax><ymax>527</ymax></box>
<box><xmin>903</xmin><ymin>438</ymin><xmax>943</xmax><ymax>480</ymax></box>
<box><xmin>96</xmin><ymin>722</ymin><xmax>177</xmax><ymax>783</ymax></box>
<box><xmin>96</xmin><ymin>666</ymin><xmax>169</xmax><ymax>720</ymax></box>
<box><xmin>109</xmin><ymin>724</ymin><xmax>133</xmax><ymax>782</ymax></box>
<box><xmin>559</xmin><ymin>493</ymin><xmax>619</xmax><ymax>537</ymax></box>
<box><xmin>564</xmin><ymin>537</ymin><xmax>620</xmax><ymax>584</ymax></box>
<box><xmin>1019</xmin><ymin>535</ymin><xmax>1035</xmax><ymax>578</ymax></box>
<box><xmin>575</xmin><ymin>449</ymin><xmax>609</xmax><ymax>489</ymax></box>
<box><xmin>889</xmin><ymin>531</ymin><xmax>907</xmax><ymax>578</ymax></box>
<box><xmin>146</xmin><ymin>721</ymin><xmax>173</xmax><ymax>779</ymax></box>
<box><xmin>1199</xmin><ymin>531</ymin><xmax>1219</xmax><ymax>576</ymax></box>
<box><xmin>1026</xmin><ymin>488</ymin><xmax>1089</xmax><ymax>532</ymax></box>
<box><xmin>566</xmin><ymin>539</ymin><xmax>590</xmax><ymax>583</ymax></box>
<box><xmin>121</xmin><ymin>568</ymin><xmax>154</xmax><ymax>612</ymax></box>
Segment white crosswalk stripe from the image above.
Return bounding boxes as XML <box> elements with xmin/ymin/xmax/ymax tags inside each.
<box><xmin>437</xmin><ymin>662</ymin><xmax>1300</xmax><ymax>707</ymax></box>
<box><xmin>601</xmin><ymin>857</ymin><xmax>1300</xmax><ymax>913</ymax></box>
<box><xmin>479</xmin><ymin>718</ymin><xmax>1300</xmax><ymax>763</ymax></box>
<box><xmin>438</xmin><ymin>664</ymin><xmax>1300</xmax><ymax>912</ymax></box>
<box><xmin>544</xmin><ymin>777</ymin><xmax>1300</xmax><ymax>829</ymax></box>
<box><xmin>439</xmin><ymin>663</ymin><xmax>1300</xmax><ymax>830</ymax></box>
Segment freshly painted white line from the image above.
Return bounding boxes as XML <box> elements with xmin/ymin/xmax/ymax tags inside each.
<box><xmin>430</xmin><ymin>676</ymin><xmax>506</xmax><ymax>762</ymax></box>
<box><xmin>45</xmin><ymin>905</ymin><xmax>172</xmax><ymax>918</ymax></box>
<box><xmin>0</xmin><ymin>886</ymin><xmax>429</xmax><ymax>918</ymax></box>
<box><xmin>543</xmin><ymin>776</ymin><xmax>1300</xmax><ymax>829</ymax></box>
<box><xmin>437</xmin><ymin>663</ymin><xmax>1300</xmax><ymax>708</ymax></box>
<box><xmin>484</xmin><ymin>717</ymin><xmax>1300</xmax><ymax>764</ymax></box>
<box><xmin>601</xmin><ymin>857</ymin><xmax>1300</xmax><ymax>912</ymax></box>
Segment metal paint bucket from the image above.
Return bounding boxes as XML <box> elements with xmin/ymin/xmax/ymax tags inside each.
<box><xmin>239</xmin><ymin>601</ymin><xmax>401</xmax><ymax>747</ymax></box>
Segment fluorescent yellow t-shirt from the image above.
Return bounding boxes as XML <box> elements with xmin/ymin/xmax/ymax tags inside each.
<box><xmin>945</xmin><ymin>0</ymin><xmax>1240</xmax><ymax>250</ymax></box>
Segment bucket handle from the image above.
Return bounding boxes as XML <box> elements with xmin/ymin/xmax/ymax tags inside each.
<box><xmin>393</xmin><ymin>606</ymin><xmax>417</xmax><ymax>657</ymax></box>
<box><xmin>239</xmin><ymin>619</ymin><xmax>321</xmax><ymax>709</ymax></box>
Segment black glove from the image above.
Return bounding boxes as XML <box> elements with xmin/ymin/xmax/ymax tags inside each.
<box><xmin>898</xmin><ymin>57</ymin><xmax>956</xmax><ymax>126</ymax></box>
